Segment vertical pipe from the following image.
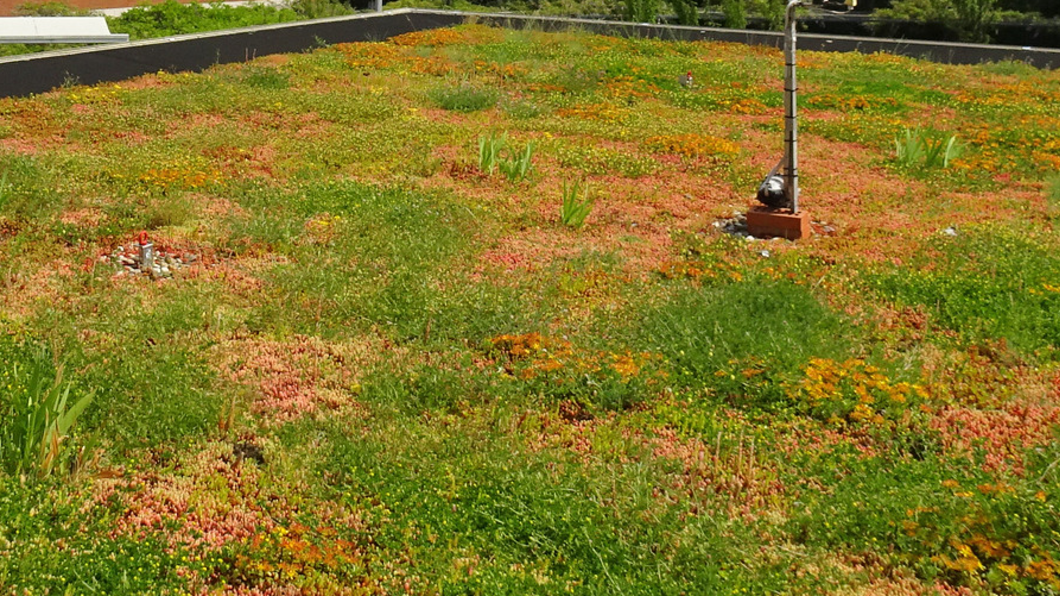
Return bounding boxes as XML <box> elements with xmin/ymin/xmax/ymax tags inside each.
<box><xmin>783</xmin><ymin>0</ymin><xmax>801</xmax><ymax>213</ymax></box>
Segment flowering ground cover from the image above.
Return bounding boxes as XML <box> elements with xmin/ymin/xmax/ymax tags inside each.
<box><xmin>2</xmin><ymin>22</ymin><xmax>1060</xmax><ymax>594</ymax></box>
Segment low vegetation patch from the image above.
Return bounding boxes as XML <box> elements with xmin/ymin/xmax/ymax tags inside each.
<box><xmin>1</xmin><ymin>23</ymin><xmax>1059</xmax><ymax>594</ymax></box>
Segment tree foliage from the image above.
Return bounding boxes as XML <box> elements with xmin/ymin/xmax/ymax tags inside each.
<box><xmin>876</xmin><ymin>0</ymin><xmax>1000</xmax><ymax>42</ymax></box>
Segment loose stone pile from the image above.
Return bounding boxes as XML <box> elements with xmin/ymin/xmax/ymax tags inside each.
<box><xmin>713</xmin><ymin>212</ymin><xmax>750</xmax><ymax>237</ymax></box>
<box><xmin>101</xmin><ymin>243</ymin><xmax>198</xmax><ymax>279</ymax></box>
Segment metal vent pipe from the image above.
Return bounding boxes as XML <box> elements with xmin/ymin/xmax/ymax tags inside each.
<box><xmin>757</xmin><ymin>0</ymin><xmax>805</xmax><ymax>212</ymax></box>
<box><xmin>783</xmin><ymin>0</ymin><xmax>802</xmax><ymax>213</ymax></box>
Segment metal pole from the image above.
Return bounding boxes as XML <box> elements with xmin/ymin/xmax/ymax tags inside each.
<box><xmin>783</xmin><ymin>0</ymin><xmax>802</xmax><ymax>213</ymax></box>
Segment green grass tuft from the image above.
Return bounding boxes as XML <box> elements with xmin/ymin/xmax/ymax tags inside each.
<box><xmin>636</xmin><ymin>278</ymin><xmax>852</xmax><ymax>408</ymax></box>
<box><xmin>1046</xmin><ymin>173</ymin><xmax>1060</xmax><ymax>220</ymax></box>
<box><xmin>870</xmin><ymin>227</ymin><xmax>1060</xmax><ymax>358</ymax></box>
<box><xmin>429</xmin><ymin>82</ymin><xmax>499</xmax><ymax>112</ymax></box>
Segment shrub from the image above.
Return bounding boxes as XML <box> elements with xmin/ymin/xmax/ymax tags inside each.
<box><xmin>999</xmin><ymin>0</ymin><xmax>1058</xmax><ymax>17</ymax></box>
<box><xmin>13</xmin><ymin>1</ymin><xmax>85</xmax><ymax>15</ymax></box>
<box><xmin>721</xmin><ymin>0</ymin><xmax>747</xmax><ymax>29</ymax></box>
<box><xmin>624</xmin><ymin>0</ymin><xmax>662</xmax><ymax>22</ymax></box>
<box><xmin>288</xmin><ymin>0</ymin><xmax>355</xmax><ymax>18</ymax></box>
<box><xmin>107</xmin><ymin>0</ymin><xmax>301</xmax><ymax>40</ymax></box>
<box><xmin>672</xmin><ymin>0</ymin><xmax>701</xmax><ymax>24</ymax></box>
<box><xmin>749</xmin><ymin>0</ymin><xmax>785</xmax><ymax>30</ymax></box>
<box><xmin>876</xmin><ymin>0</ymin><xmax>1000</xmax><ymax>43</ymax></box>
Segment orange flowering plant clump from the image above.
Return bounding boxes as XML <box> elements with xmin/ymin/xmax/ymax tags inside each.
<box><xmin>388</xmin><ymin>24</ymin><xmax>503</xmax><ymax>47</ymax></box>
<box><xmin>644</xmin><ymin>134</ymin><xmax>739</xmax><ymax>160</ymax></box>
<box><xmin>787</xmin><ymin>358</ymin><xmax>927</xmax><ymax>426</ymax></box>
<box><xmin>336</xmin><ymin>41</ymin><xmax>402</xmax><ymax>70</ymax></box>
<box><xmin>900</xmin><ymin>480</ymin><xmax>1060</xmax><ymax>593</ymax></box>
<box><xmin>486</xmin><ymin>333</ymin><xmax>666</xmax><ymax>409</ymax></box>
<box><xmin>488</xmin><ymin>332</ymin><xmax>569</xmax><ymax>367</ymax></box>
<box><xmin>229</xmin><ymin>521</ymin><xmax>370</xmax><ymax>587</ymax></box>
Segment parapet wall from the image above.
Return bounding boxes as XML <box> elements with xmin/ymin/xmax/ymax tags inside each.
<box><xmin>1</xmin><ymin>9</ymin><xmax>1059</xmax><ymax>98</ymax></box>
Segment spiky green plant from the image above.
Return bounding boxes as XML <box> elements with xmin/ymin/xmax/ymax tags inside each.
<box><xmin>923</xmin><ymin>134</ymin><xmax>965</xmax><ymax>168</ymax></box>
<box><xmin>560</xmin><ymin>179</ymin><xmax>593</xmax><ymax>228</ymax></box>
<box><xmin>478</xmin><ymin>133</ymin><xmax>506</xmax><ymax>175</ymax></box>
<box><xmin>0</xmin><ymin>171</ymin><xmax>8</xmax><ymax>211</ymax></box>
<box><xmin>499</xmin><ymin>141</ymin><xmax>535</xmax><ymax>182</ymax></box>
<box><xmin>0</xmin><ymin>359</ymin><xmax>93</xmax><ymax>479</ymax></box>
<box><xmin>895</xmin><ymin>127</ymin><xmax>963</xmax><ymax>169</ymax></box>
<box><xmin>895</xmin><ymin>127</ymin><xmax>927</xmax><ymax>167</ymax></box>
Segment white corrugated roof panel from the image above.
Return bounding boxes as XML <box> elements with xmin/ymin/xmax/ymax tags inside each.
<box><xmin>0</xmin><ymin>17</ymin><xmax>129</xmax><ymax>44</ymax></box>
